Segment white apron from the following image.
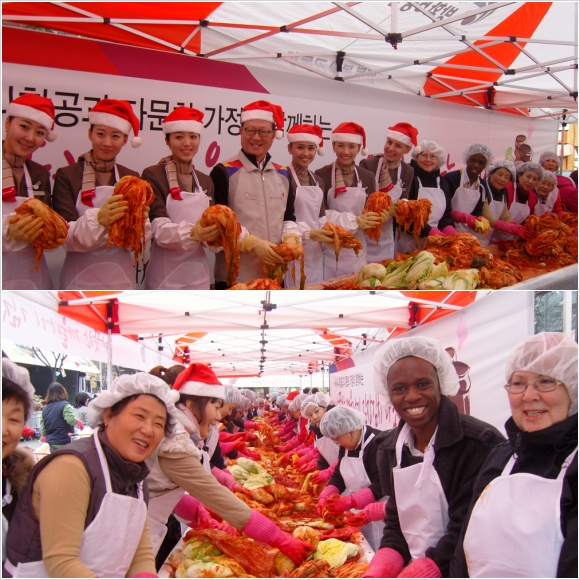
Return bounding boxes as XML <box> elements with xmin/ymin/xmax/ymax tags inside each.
<box><xmin>533</xmin><ymin>189</ymin><xmax>558</xmax><ymax>217</ymax></box>
<box><xmin>314</xmin><ymin>434</ymin><xmax>340</xmax><ymax>467</ymax></box>
<box><xmin>486</xmin><ymin>193</ymin><xmax>507</xmax><ymax>245</ymax></box>
<box><xmin>393</xmin><ymin>424</ymin><xmax>449</xmax><ymax>561</ymax></box>
<box><xmin>284</xmin><ymin>165</ymin><xmax>324</xmax><ymax>287</ymax></box>
<box><xmin>395</xmin><ymin>178</ymin><xmax>447</xmax><ymax>255</ymax></box>
<box><xmin>451</xmin><ymin>171</ymin><xmax>486</xmax><ymax>242</ymax></box>
<box><xmin>340</xmin><ymin>428</ymin><xmax>385</xmax><ymax>552</ymax></box>
<box><xmin>60</xmin><ymin>167</ymin><xmax>136</xmax><ymax>289</ymax></box>
<box><xmin>322</xmin><ymin>164</ymin><xmax>367</xmax><ymax>279</ymax></box>
<box><xmin>2</xmin><ymin>165</ymin><xmax>53</xmax><ymax>289</ymax></box>
<box><xmin>6</xmin><ymin>429</ymin><xmax>147</xmax><ymax>578</ymax></box>
<box><xmin>145</xmin><ymin>170</ymin><xmax>210</xmax><ymax>289</ymax></box>
<box><xmin>366</xmin><ymin>162</ymin><xmax>403</xmax><ymax>264</ymax></box>
<box><xmin>148</xmin><ymin>486</ymin><xmax>186</xmax><ymax>556</ymax></box>
<box><xmin>2</xmin><ymin>480</ymin><xmax>12</xmax><ymax>564</ymax></box>
<box><xmin>463</xmin><ymin>448</ymin><xmax>577</xmax><ymax>578</ymax></box>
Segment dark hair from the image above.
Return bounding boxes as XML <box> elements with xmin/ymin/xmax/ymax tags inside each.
<box><xmin>149</xmin><ymin>365</ymin><xmax>185</xmax><ymax>387</ymax></box>
<box><xmin>103</xmin><ymin>393</ymin><xmax>168</xmax><ymax>433</ymax></box>
<box><xmin>181</xmin><ymin>394</ymin><xmax>222</xmax><ymax>424</ymax></box>
<box><xmin>311</xmin><ymin>388</ymin><xmax>319</xmax><ymax>394</ymax></box>
<box><xmin>74</xmin><ymin>392</ymin><xmax>91</xmax><ymax>408</ymax></box>
<box><xmin>302</xmin><ymin>387</ymin><xmax>311</xmax><ymax>394</ymax></box>
<box><xmin>2</xmin><ymin>376</ymin><xmax>33</xmax><ymax>421</ymax></box>
<box><xmin>45</xmin><ymin>383</ymin><xmax>68</xmax><ymax>404</ymax></box>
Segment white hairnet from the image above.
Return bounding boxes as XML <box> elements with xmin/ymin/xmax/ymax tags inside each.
<box><xmin>411</xmin><ymin>140</ymin><xmax>446</xmax><ymax>168</ymax></box>
<box><xmin>538</xmin><ymin>170</ymin><xmax>557</xmax><ymax>190</ymax></box>
<box><xmin>276</xmin><ymin>394</ymin><xmax>288</xmax><ymax>407</ymax></box>
<box><xmin>239</xmin><ymin>389</ymin><xmax>257</xmax><ymax>404</ymax></box>
<box><xmin>463</xmin><ymin>143</ymin><xmax>494</xmax><ymax>165</ymax></box>
<box><xmin>505</xmin><ymin>332</ymin><xmax>578</xmax><ymax>416</ymax></box>
<box><xmin>236</xmin><ymin>395</ymin><xmax>251</xmax><ymax>412</ymax></box>
<box><xmin>373</xmin><ymin>336</ymin><xmax>459</xmax><ymax>407</ymax></box>
<box><xmin>300</xmin><ymin>393</ymin><xmax>332</xmax><ymax>417</ymax></box>
<box><xmin>516</xmin><ymin>162</ymin><xmax>543</xmax><ymax>178</ymax></box>
<box><xmin>2</xmin><ymin>358</ymin><xmax>36</xmax><ymax>420</ymax></box>
<box><xmin>488</xmin><ymin>159</ymin><xmax>516</xmax><ymax>181</ymax></box>
<box><xmin>87</xmin><ymin>372</ymin><xmax>178</xmax><ymax>436</ymax></box>
<box><xmin>257</xmin><ymin>398</ymin><xmax>265</xmax><ymax>405</ymax></box>
<box><xmin>223</xmin><ymin>383</ymin><xmax>241</xmax><ymax>405</ymax></box>
<box><xmin>320</xmin><ymin>406</ymin><xmax>366</xmax><ymax>438</ymax></box>
<box><xmin>538</xmin><ymin>151</ymin><xmax>560</xmax><ymax>169</ymax></box>
<box><xmin>288</xmin><ymin>393</ymin><xmax>309</xmax><ymax>413</ymax></box>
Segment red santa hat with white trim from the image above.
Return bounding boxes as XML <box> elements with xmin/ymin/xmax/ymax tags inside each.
<box><xmin>88</xmin><ymin>98</ymin><xmax>142</xmax><ymax>148</ymax></box>
<box><xmin>170</xmin><ymin>363</ymin><xmax>225</xmax><ymax>403</ymax></box>
<box><xmin>287</xmin><ymin>123</ymin><xmax>325</xmax><ymax>156</ymax></box>
<box><xmin>7</xmin><ymin>94</ymin><xmax>57</xmax><ymax>142</ymax></box>
<box><xmin>162</xmin><ymin>106</ymin><xmax>204</xmax><ymax>135</ymax></box>
<box><xmin>387</xmin><ymin>122</ymin><xmax>420</xmax><ymax>155</ymax></box>
<box><xmin>241</xmin><ymin>100</ymin><xmax>285</xmax><ymax>140</ymax></box>
<box><xmin>331</xmin><ymin>122</ymin><xmax>368</xmax><ymax>156</ymax></box>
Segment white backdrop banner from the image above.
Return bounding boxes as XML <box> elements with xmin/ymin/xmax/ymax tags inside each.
<box><xmin>330</xmin><ymin>291</ymin><xmax>534</xmax><ymax>434</ymax></box>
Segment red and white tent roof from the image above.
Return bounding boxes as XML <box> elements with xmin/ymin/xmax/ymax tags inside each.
<box><xmin>2</xmin><ymin>1</ymin><xmax>577</xmax><ymax>120</ymax></box>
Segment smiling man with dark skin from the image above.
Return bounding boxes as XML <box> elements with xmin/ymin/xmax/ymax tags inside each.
<box><xmin>363</xmin><ymin>336</ymin><xmax>504</xmax><ymax>579</ymax></box>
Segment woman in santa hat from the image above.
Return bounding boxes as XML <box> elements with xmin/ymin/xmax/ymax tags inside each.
<box><xmin>142</xmin><ymin>106</ymin><xmax>237</xmax><ymax>289</ymax></box>
<box><xmin>2</xmin><ymin>94</ymin><xmax>62</xmax><ymax>289</ymax></box>
<box><xmin>52</xmin><ymin>98</ymin><xmax>150</xmax><ymax>289</ymax></box>
<box><xmin>395</xmin><ymin>139</ymin><xmax>457</xmax><ymax>254</ymax></box>
<box><xmin>284</xmin><ymin>124</ymin><xmax>335</xmax><ymax>285</ymax></box>
<box><xmin>314</xmin><ymin>122</ymin><xmax>379</xmax><ymax>279</ymax></box>
<box><xmin>145</xmin><ymin>364</ymin><xmax>313</xmax><ymax>567</ymax></box>
<box><xmin>360</xmin><ymin>122</ymin><xmax>417</xmax><ymax>262</ymax></box>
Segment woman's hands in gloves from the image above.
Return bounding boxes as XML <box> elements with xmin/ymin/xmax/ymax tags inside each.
<box><xmin>356</xmin><ymin>212</ymin><xmax>381</xmax><ymax>229</ymax></box>
<box><xmin>97</xmin><ymin>194</ymin><xmax>128</xmax><ymax>227</ymax></box>
<box><xmin>450</xmin><ymin>210</ymin><xmax>477</xmax><ymax>229</ymax></box>
<box><xmin>8</xmin><ymin>214</ymin><xmax>45</xmax><ymax>244</ymax></box>
<box><xmin>240</xmin><ymin>234</ymin><xmax>285</xmax><ymax>267</ymax></box>
<box><xmin>397</xmin><ymin>558</ymin><xmax>441</xmax><ymax>578</ymax></box>
<box><xmin>494</xmin><ymin>220</ymin><xmax>535</xmax><ymax>239</ymax></box>
<box><xmin>190</xmin><ymin>220</ymin><xmax>220</xmax><ymax>242</ymax></box>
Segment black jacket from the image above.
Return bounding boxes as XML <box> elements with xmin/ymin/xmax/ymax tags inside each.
<box><xmin>442</xmin><ymin>169</ymin><xmax>486</xmax><ymax>217</ymax></box>
<box><xmin>375</xmin><ymin>396</ymin><xmax>505</xmax><ymax>576</ymax></box>
<box><xmin>451</xmin><ymin>413</ymin><xmax>578</xmax><ymax>578</ymax></box>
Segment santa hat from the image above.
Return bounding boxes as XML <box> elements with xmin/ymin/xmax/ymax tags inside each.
<box><xmin>241</xmin><ymin>100</ymin><xmax>285</xmax><ymax>140</ymax></box>
<box><xmin>331</xmin><ymin>122</ymin><xmax>368</xmax><ymax>156</ymax></box>
<box><xmin>285</xmin><ymin>390</ymin><xmax>301</xmax><ymax>402</ymax></box>
<box><xmin>7</xmin><ymin>94</ymin><xmax>57</xmax><ymax>142</ymax></box>
<box><xmin>287</xmin><ymin>123</ymin><xmax>325</xmax><ymax>156</ymax></box>
<box><xmin>162</xmin><ymin>106</ymin><xmax>204</xmax><ymax>135</ymax></box>
<box><xmin>88</xmin><ymin>98</ymin><xmax>142</xmax><ymax>148</ymax></box>
<box><xmin>170</xmin><ymin>363</ymin><xmax>225</xmax><ymax>403</ymax></box>
<box><xmin>387</xmin><ymin>122</ymin><xmax>420</xmax><ymax>154</ymax></box>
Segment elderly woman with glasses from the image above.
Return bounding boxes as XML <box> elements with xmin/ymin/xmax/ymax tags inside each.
<box><xmin>451</xmin><ymin>332</ymin><xmax>578</xmax><ymax>578</ymax></box>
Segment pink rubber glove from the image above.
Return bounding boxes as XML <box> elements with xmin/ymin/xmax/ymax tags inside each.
<box><xmin>362</xmin><ymin>501</ymin><xmax>387</xmax><ymax>522</ymax></box>
<box><xmin>398</xmin><ymin>558</ymin><xmax>441</xmax><ymax>578</ymax></box>
<box><xmin>241</xmin><ymin>511</ymin><xmax>313</xmax><ymax>566</ymax></box>
<box><xmin>219</xmin><ymin>440</ymin><xmax>244</xmax><ymax>455</ymax></box>
<box><xmin>441</xmin><ymin>225</ymin><xmax>457</xmax><ymax>236</ymax></box>
<box><xmin>363</xmin><ymin>548</ymin><xmax>405</xmax><ymax>578</ymax></box>
<box><xmin>42</xmin><ymin>436</ymin><xmax>47</xmax><ymax>443</ymax></box>
<box><xmin>298</xmin><ymin>460</ymin><xmax>318</xmax><ymax>474</ymax></box>
<box><xmin>450</xmin><ymin>210</ymin><xmax>476</xmax><ymax>229</ymax></box>
<box><xmin>428</xmin><ymin>227</ymin><xmax>444</xmax><ymax>237</ymax></box>
<box><xmin>198</xmin><ymin>506</ymin><xmax>239</xmax><ymax>535</ymax></box>
<box><xmin>132</xmin><ymin>574</ymin><xmax>158</xmax><ymax>578</ymax></box>
<box><xmin>174</xmin><ymin>493</ymin><xmax>202</xmax><ymax>525</ymax></box>
<box><xmin>312</xmin><ymin>460</ymin><xmax>338</xmax><ymax>484</ymax></box>
<box><xmin>76</xmin><ymin>420</ymin><xmax>85</xmax><ymax>430</ymax></box>
<box><xmin>295</xmin><ymin>448</ymin><xmax>318</xmax><ymax>468</ymax></box>
<box><xmin>278</xmin><ymin>436</ymin><xmax>301</xmax><ymax>452</ymax></box>
<box><xmin>325</xmin><ymin>494</ymin><xmax>355</xmax><ymax>515</ymax></box>
<box><xmin>494</xmin><ymin>219</ymin><xmax>535</xmax><ymax>240</ymax></box>
<box><xmin>350</xmin><ymin>487</ymin><xmax>376</xmax><ymax>509</ymax></box>
<box><xmin>211</xmin><ymin>466</ymin><xmax>238</xmax><ymax>491</ymax></box>
<box><xmin>243</xmin><ymin>421</ymin><xmax>259</xmax><ymax>430</ymax></box>
<box><xmin>317</xmin><ymin>484</ymin><xmax>340</xmax><ymax>516</ymax></box>
<box><xmin>238</xmin><ymin>448</ymin><xmax>261</xmax><ymax>461</ymax></box>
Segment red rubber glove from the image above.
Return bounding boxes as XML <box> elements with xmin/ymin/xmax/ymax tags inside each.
<box><xmin>451</xmin><ymin>210</ymin><xmax>476</xmax><ymax>229</ymax></box>
<box><xmin>325</xmin><ymin>494</ymin><xmax>355</xmax><ymax>515</ymax></box>
<box><xmin>494</xmin><ymin>219</ymin><xmax>534</xmax><ymax>239</ymax></box>
<box><xmin>233</xmin><ymin>483</ymin><xmax>253</xmax><ymax>498</ymax></box>
<box><xmin>219</xmin><ymin>431</ymin><xmax>245</xmax><ymax>442</ymax></box>
<box><xmin>363</xmin><ymin>548</ymin><xmax>405</xmax><ymax>578</ymax></box>
<box><xmin>211</xmin><ymin>466</ymin><xmax>238</xmax><ymax>491</ymax></box>
<box><xmin>441</xmin><ymin>225</ymin><xmax>457</xmax><ymax>236</ymax></box>
<box><xmin>132</xmin><ymin>574</ymin><xmax>158</xmax><ymax>578</ymax></box>
<box><xmin>76</xmin><ymin>420</ymin><xmax>85</xmax><ymax>430</ymax></box>
<box><xmin>362</xmin><ymin>501</ymin><xmax>387</xmax><ymax>522</ymax></box>
<box><xmin>243</xmin><ymin>421</ymin><xmax>260</xmax><ymax>430</ymax></box>
<box><xmin>280</xmin><ymin>451</ymin><xmax>295</xmax><ymax>466</ymax></box>
<box><xmin>295</xmin><ymin>448</ymin><xmax>318</xmax><ymax>468</ymax></box>
<box><xmin>197</xmin><ymin>506</ymin><xmax>238</xmax><ymax>536</ymax></box>
<box><xmin>241</xmin><ymin>511</ymin><xmax>313</xmax><ymax>566</ymax></box>
<box><xmin>397</xmin><ymin>558</ymin><xmax>441</xmax><ymax>578</ymax></box>
<box><xmin>22</xmin><ymin>426</ymin><xmax>35</xmax><ymax>438</ymax></box>
<box><xmin>316</xmin><ymin>484</ymin><xmax>340</xmax><ymax>516</ymax></box>
<box><xmin>312</xmin><ymin>460</ymin><xmax>338</xmax><ymax>485</ymax></box>
<box><xmin>298</xmin><ymin>460</ymin><xmax>318</xmax><ymax>474</ymax></box>
<box><xmin>238</xmin><ymin>448</ymin><xmax>261</xmax><ymax>461</ymax></box>
<box><xmin>219</xmin><ymin>440</ymin><xmax>245</xmax><ymax>455</ymax></box>
<box><xmin>428</xmin><ymin>227</ymin><xmax>444</xmax><ymax>237</ymax></box>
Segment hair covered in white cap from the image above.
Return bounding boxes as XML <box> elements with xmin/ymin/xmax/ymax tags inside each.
<box><xmin>488</xmin><ymin>159</ymin><xmax>516</xmax><ymax>181</ymax></box>
<box><xmin>373</xmin><ymin>336</ymin><xmax>459</xmax><ymax>407</ymax></box>
<box><xmin>538</xmin><ymin>151</ymin><xmax>560</xmax><ymax>169</ymax></box>
<box><xmin>2</xmin><ymin>357</ymin><xmax>36</xmax><ymax>420</ymax></box>
<box><xmin>516</xmin><ymin>162</ymin><xmax>543</xmax><ymax>178</ymax></box>
<box><xmin>411</xmin><ymin>140</ymin><xmax>446</xmax><ymax>168</ymax></box>
<box><xmin>319</xmin><ymin>406</ymin><xmax>366</xmax><ymax>438</ymax></box>
<box><xmin>87</xmin><ymin>372</ymin><xmax>178</xmax><ymax>436</ymax></box>
<box><xmin>223</xmin><ymin>383</ymin><xmax>242</xmax><ymax>405</ymax></box>
<box><xmin>505</xmin><ymin>332</ymin><xmax>578</xmax><ymax>416</ymax></box>
<box><xmin>463</xmin><ymin>143</ymin><xmax>494</xmax><ymax>166</ymax></box>
<box><xmin>276</xmin><ymin>394</ymin><xmax>288</xmax><ymax>407</ymax></box>
<box><xmin>288</xmin><ymin>393</ymin><xmax>309</xmax><ymax>413</ymax></box>
<box><xmin>300</xmin><ymin>392</ymin><xmax>332</xmax><ymax>417</ymax></box>
<box><xmin>236</xmin><ymin>395</ymin><xmax>251</xmax><ymax>412</ymax></box>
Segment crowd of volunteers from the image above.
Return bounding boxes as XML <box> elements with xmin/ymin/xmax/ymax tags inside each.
<box><xmin>2</xmin><ymin>94</ymin><xmax>578</xmax><ymax>290</ymax></box>
<box><xmin>2</xmin><ymin>331</ymin><xmax>577</xmax><ymax>578</ymax></box>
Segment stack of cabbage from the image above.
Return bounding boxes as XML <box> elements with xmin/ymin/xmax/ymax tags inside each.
<box><xmin>356</xmin><ymin>251</ymin><xmax>479</xmax><ymax>290</ymax></box>
<box><xmin>227</xmin><ymin>457</ymin><xmax>274</xmax><ymax>489</ymax></box>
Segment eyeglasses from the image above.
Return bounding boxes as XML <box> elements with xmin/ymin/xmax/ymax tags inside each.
<box><xmin>418</xmin><ymin>153</ymin><xmax>438</xmax><ymax>160</ymax></box>
<box><xmin>242</xmin><ymin>127</ymin><xmax>275</xmax><ymax>138</ymax></box>
<box><xmin>504</xmin><ymin>378</ymin><xmax>562</xmax><ymax>394</ymax></box>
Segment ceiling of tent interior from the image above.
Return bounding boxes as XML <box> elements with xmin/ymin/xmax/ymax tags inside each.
<box><xmin>2</xmin><ymin>2</ymin><xmax>577</xmax><ymax>121</ymax></box>
<box><xmin>42</xmin><ymin>290</ymin><xmax>480</xmax><ymax>377</ymax></box>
